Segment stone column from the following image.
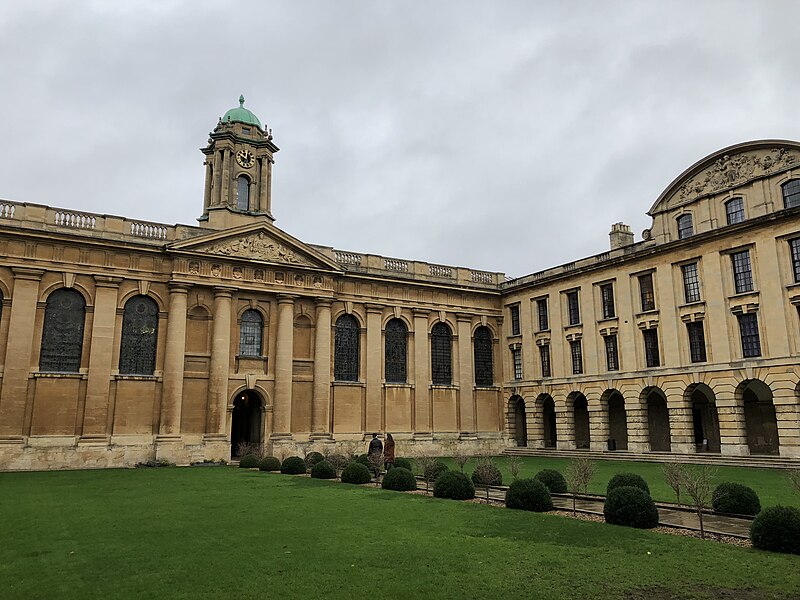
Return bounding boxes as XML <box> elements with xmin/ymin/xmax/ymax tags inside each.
<box><xmin>310</xmin><ymin>298</ymin><xmax>332</xmax><ymax>438</ymax></box>
<box><xmin>716</xmin><ymin>388</ymin><xmax>748</xmax><ymax>456</ymax></box>
<box><xmin>259</xmin><ymin>158</ymin><xmax>269</xmax><ymax>214</ymax></box>
<box><xmin>365</xmin><ymin>304</ymin><xmax>383</xmax><ymax>433</ymax></box>
<box><xmin>587</xmin><ymin>393</ymin><xmax>609</xmax><ymax>451</ymax></box>
<box><xmin>206</xmin><ymin>287</ymin><xmax>234</xmax><ymax>437</ymax></box>
<box><xmin>626</xmin><ymin>399</ymin><xmax>649</xmax><ymax>453</ymax></box>
<box><xmin>666</xmin><ymin>394</ymin><xmax>695</xmax><ymax>454</ymax></box>
<box><xmin>203</xmin><ymin>161</ymin><xmax>213</xmax><ymax>212</ymax></box>
<box><xmin>412</xmin><ymin>309</ymin><xmax>431</xmax><ymax>435</ymax></box>
<box><xmin>221</xmin><ymin>149</ymin><xmax>231</xmax><ymax>208</ymax></box>
<box><xmin>0</xmin><ymin>268</ymin><xmax>43</xmax><ymax>439</ymax></box>
<box><xmin>556</xmin><ymin>396</ymin><xmax>575</xmax><ymax>450</ymax></box>
<box><xmin>80</xmin><ymin>276</ymin><xmax>122</xmax><ymax>440</ymax></box>
<box><xmin>158</xmin><ymin>283</ymin><xmax>190</xmax><ymax>436</ymax></box>
<box><xmin>772</xmin><ymin>386</ymin><xmax>800</xmax><ymax>458</ymax></box>
<box><xmin>456</xmin><ymin>314</ymin><xmax>475</xmax><ymax>435</ymax></box>
<box><xmin>213</xmin><ymin>151</ymin><xmax>224</xmax><ymax>206</ymax></box>
<box><xmin>271</xmin><ymin>294</ymin><xmax>295</xmax><ymax>438</ymax></box>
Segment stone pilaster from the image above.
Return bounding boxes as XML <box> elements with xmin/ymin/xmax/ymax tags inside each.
<box><xmin>0</xmin><ymin>268</ymin><xmax>43</xmax><ymax>440</ymax></box>
<box><xmin>456</xmin><ymin>314</ymin><xmax>475</xmax><ymax>435</ymax></box>
<box><xmin>221</xmin><ymin>149</ymin><xmax>231</xmax><ymax>207</ymax></box>
<box><xmin>413</xmin><ymin>309</ymin><xmax>431</xmax><ymax>435</ymax></box>
<box><xmin>365</xmin><ymin>304</ymin><xmax>383</xmax><ymax>433</ymax></box>
<box><xmin>666</xmin><ymin>396</ymin><xmax>695</xmax><ymax>453</ymax></box>
<box><xmin>716</xmin><ymin>389</ymin><xmax>749</xmax><ymax>456</ymax></box>
<box><xmin>203</xmin><ymin>161</ymin><xmax>213</xmax><ymax>212</ymax></box>
<box><xmin>158</xmin><ymin>283</ymin><xmax>190</xmax><ymax>437</ymax></box>
<box><xmin>626</xmin><ymin>400</ymin><xmax>649</xmax><ymax>453</ymax></box>
<box><xmin>587</xmin><ymin>394</ymin><xmax>608</xmax><ymax>451</ymax></box>
<box><xmin>310</xmin><ymin>298</ymin><xmax>332</xmax><ymax>438</ymax></box>
<box><xmin>80</xmin><ymin>276</ymin><xmax>122</xmax><ymax>440</ymax></box>
<box><xmin>205</xmin><ymin>287</ymin><xmax>234</xmax><ymax>437</ymax></box>
<box><xmin>556</xmin><ymin>396</ymin><xmax>575</xmax><ymax>450</ymax></box>
<box><xmin>773</xmin><ymin>386</ymin><xmax>800</xmax><ymax>458</ymax></box>
<box><xmin>271</xmin><ymin>294</ymin><xmax>295</xmax><ymax>438</ymax></box>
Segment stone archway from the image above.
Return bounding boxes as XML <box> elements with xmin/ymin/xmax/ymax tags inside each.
<box><xmin>540</xmin><ymin>394</ymin><xmax>557</xmax><ymax>449</ymax></box>
<box><xmin>604</xmin><ymin>390</ymin><xmax>628</xmax><ymax>451</ymax></box>
<box><xmin>230</xmin><ymin>389</ymin><xmax>265</xmax><ymax>458</ymax></box>
<box><xmin>644</xmin><ymin>387</ymin><xmax>671</xmax><ymax>452</ymax></box>
<box><xmin>508</xmin><ymin>395</ymin><xmax>528</xmax><ymax>447</ymax></box>
<box><xmin>687</xmin><ymin>383</ymin><xmax>720</xmax><ymax>453</ymax></box>
<box><xmin>739</xmin><ymin>380</ymin><xmax>779</xmax><ymax>455</ymax></box>
<box><xmin>571</xmin><ymin>392</ymin><xmax>590</xmax><ymax>449</ymax></box>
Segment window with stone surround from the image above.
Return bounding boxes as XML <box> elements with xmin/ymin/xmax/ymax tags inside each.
<box><xmin>570</xmin><ymin>339</ymin><xmax>583</xmax><ymax>374</ymax></box>
<box><xmin>737</xmin><ymin>313</ymin><xmax>761</xmax><ymax>358</ymax></box>
<box><xmin>789</xmin><ymin>238</ymin><xmax>800</xmax><ymax>283</ymax></box>
<box><xmin>334</xmin><ymin>314</ymin><xmax>360</xmax><ymax>381</ymax></box>
<box><xmin>539</xmin><ymin>344</ymin><xmax>551</xmax><ymax>378</ymax></box>
<box><xmin>39</xmin><ymin>289</ymin><xmax>86</xmax><ymax>373</ymax></box>
<box><xmin>782</xmin><ymin>179</ymin><xmax>800</xmax><ymax>209</ymax></box>
<box><xmin>431</xmin><ymin>322</ymin><xmax>452</xmax><ymax>385</ymax></box>
<box><xmin>509</xmin><ymin>305</ymin><xmax>520</xmax><ymax>336</ymax></box>
<box><xmin>686</xmin><ymin>321</ymin><xmax>707</xmax><ymax>363</ymax></box>
<box><xmin>384</xmin><ymin>318</ymin><xmax>408</xmax><ymax>383</ymax></box>
<box><xmin>731</xmin><ymin>250</ymin><xmax>754</xmax><ymax>293</ymax></box>
<box><xmin>681</xmin><ymin>262</ymin><xmax>701</xmax><ymax>303</ymax></box>
<box><xmin>566</xmin><ymin>291</ymin><xmax>580</xmax><ymax>326</ymax></box>
<box><xmin>239</xmin><ymin>309</ymin><xmax>263</xmax><ymax>357</ymax></box>
<box><xmin>537</xmin><ymin>298</ymin><xmax>549</xmax><ymax>331</ymax></box>
<box><xmin>473</xmin><ymin>326</ymin><xmax>494</xmax><ymax>386</ymax></box>
<box><xmin>677</xmin><ymin>214</ymin><xmax>694</xmax><ymax>239</ymax></box>
<box><xmin>512</xmin><ymin>348</ymin><xmax>523</xmax><ymax>380</ymax></box>
<box><xmin>604</xmin><ymin>334</ymin><xmax>619</xmax><ymax>371</ymax></box>
<box><xmin>119</xmin><ymin>295</ymin><xmax>159</xmax><ymax>375</ymax></box>
<box><xmin>725</xmin><ymin>197</ymin><xmax>745</xmax><ymax>225</ymax></box>
<box><xmin>600</xmin><ymin>283</ymin><xmax>616</xmax><ymax>319</ymax></box>
<box><xmin>643</xmin><ymin>328</ymin><xmax>660</xmax><ymax>368</ymax></box>
<box><xmin>237</xmin><ymin>175</ymin><xmax>250</xmax><ymax>211</ymax></box>
<box><xmin>638</xmin><ymin>273</ymin><xmax>656</xmax><ymax>312</ymax></box>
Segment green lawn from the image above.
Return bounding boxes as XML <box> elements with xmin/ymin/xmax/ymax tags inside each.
<box><xmin>426</xmin><ymin>456</ymin><xmax>800</xmax><ymax>507</ymax></box>
<box><xmin>0</xmin><ymin>468</ymin><xmax>798</xmax><ymax>599</ymax></box>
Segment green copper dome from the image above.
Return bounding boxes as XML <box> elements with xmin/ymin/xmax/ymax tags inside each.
<box><xmin>222</xmin><ymin>95</ymin><xmax>262</xmax><ymax>127</ymax></box>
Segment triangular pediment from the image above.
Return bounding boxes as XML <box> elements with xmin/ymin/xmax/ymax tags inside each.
<box><xmin>168</xmin><ymin>222</ymin><xmax>342</xmax><ymax>271</ymax></box>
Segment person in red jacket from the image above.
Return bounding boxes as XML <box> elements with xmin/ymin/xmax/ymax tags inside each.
<box><xmin>383</xmin><ymin>433</ymin><xmax>396</xmax><ymax>470</ymax></box>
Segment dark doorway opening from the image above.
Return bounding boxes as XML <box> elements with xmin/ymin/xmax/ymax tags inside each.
<box><xmin>607</xmin><ymin>392</ymin><xmax>628</xmax><ymax>450</ymax></box>
<box><xmin>741</xmin><ymin>380</ymin><xmax>779</xmax><ymax>455</ymax></box>
<box><xmin>689</xmin><ymin>384</ymin><xmax>720</xmax><ymax>453</ymax></box>
<box><xmin>231</xmin><ymin>390</ymin><xmax>264</xmax><ymax>458</ymax></box>
<box><xmin>646</xmin><ymin>389</ymin><xmax>671</xmax><ymax>452</ymax></box>
<box><xmin>542</xmin><ymin>396</ymin><xmax>557</xmax><ymax>448</ymax></box>
<box><xmin>573</xmin><ymin>394</ymin><xmax>590</xmax><ymax>449</ymax></box>
<box><xmin>513</xmin><ymin>396</ymin><xmax>527</xmax><ymax>447</ymax></box>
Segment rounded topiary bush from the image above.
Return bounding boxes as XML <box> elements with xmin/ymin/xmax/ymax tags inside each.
<box><xmin>750</xmin><ymin>506</ymin><xmax>800</xmax><ymax>554</ymax></box>
<box><xmin>355</xmin><ymin>454</ymin><xmax>372</xmax><ymax>467</ymax></box>
<box><xmin>534</xmin><ymin>469</ymin><xmax>567</xmax><ymax>494</ymax></box>
<box><xmin>281</xmin><ymin>456</ymin><xmax>307</xmax><ymax>475</ymax></box>
<box><xmin>425</xmin><ymin>461</ymin><xmax>449</xmax><ymax>482</ymax></box>
<box><xmin>712</xmin><ymin>482</ymin><xmax>761</xmax><ymax>516</ymax></box>
<box><xmin>433</xmin><ymin>471</ymin><xmax>475</xmax><ymax>500</ymax></box>
<box><xmin>304</xmin><ymin>451</ymin><xmax>325</xmax><ymax>469</ymax></box>
<box><xmin>310</xmin><ymin>460</ymin><xmax>336</xmax><ymax>480</ymax></box>
<box><xmin>238</xmin><ymin>454</ymin><xmax>260</xmax><ymax>469</ymax></box>
<box><xmin>607</xmin><ymin>473</ymin><xmax>650</xmax><ymax>496</ymax></box>
<box><xmin>603</xmin><ymin>486</ymin><xmax>659</xmax><ymax>529</ymax></box>
<box><xmin>394</xmin><ymin>457</ymin><xmax>413</xmax><ymax>471</ymax></box>
<box><xmin>471</xmin><ymin>463</ymin><xmax>503</xmax><ymax>487</ymax></box>
<box><xmin>381</xmin><ymin>467</ymin><xmax>417</xmax><ymax>491</ymax></box>
<box><xmin>505</xmin><ymin>478</ymin><xmax>553</xmax><ymax>512</ymax></box>
<box><xmin>258</xmin><ymin>456</ymin><xmax>281</xmax><ymax>472</ymax></box>
<box><xmin>341</xmin><ymin>461</ymin><xmax>372</xmax><ymax>485</ymax></box>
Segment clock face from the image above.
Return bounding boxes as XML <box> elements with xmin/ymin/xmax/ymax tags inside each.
<box><xmin>236</xmin><ymin>149</ymin><xmax>255</xmax><ymax>168</ymax></box>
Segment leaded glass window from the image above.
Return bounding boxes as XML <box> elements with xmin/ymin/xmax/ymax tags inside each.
<box><xmin>431</xmin><ymin>322</ymin><xmax>452</xmax><ymax>385</ymax></box>
<box><xmin>731</xmin><ymin>250</ymin><xmax>754</xmax><ymax>293</ymax></box>
<box><xmin>237</xmin><ymin>176</ymin><xmax>250</xmax><ymax>211</ymax></box>
<box><xmin>605</xmin><ymin>334</ymin><xmax>619</xmax><ymax>371</ymax></box>
<box><xmin>790</xmin><ymin>238</ymin><xmax>800</xmax><ymax>283</ymax></box>
<box><xmin>384</xmin><ymin>318</ymin><xmax>407</xmax><ymax>383</ymax></box>
<box><xmin>782</xmin><ymin>180</ymin><xmax>800</xmax><ymax>209</ymax></box>
<box><xmin>600</xmin><ymin>283</ymin><xmax>615</xmax><ymax>319</ymax></box>
<box><xmin>677</xmin><ymin>214</ymin><xmax>694</xmax><ymax>239</ymax></box>
<box><xmin>509</xmin><ymin>305</ymin><xmax>520</xmax><ymax>336</ymax></box>
<box><xmin>682</xmin><ymin>262</ymin><xmax>701</xmax><ymax>303</ymax></box>
<box><xmin>638</xmin><ymin>273</ymin><xmax>656</xmax><ymax>312</ymax></box>
<box><xmin>539</xmin><ymin>344</ymin><xmax>551</xmax><ymax>378</ymax></box>
<box><xmin>119</xmin><ymin>295</ymin><xmax>159</xmax><ymax>375</ymax></box>
<box><xmin>39</xmin><ymin>289</ymin><xmax>85</xmax><ymax>372</ymax></box>
<box><xmin>537</xmin><ymin>298</ymin><xmax>549</xmax><ymax>331</ymax></box>
<box><xmin>643</xmin><ymin>329</ymin><xmax>660</xmax><ymax>368</ymax></box>
<box><xmin>738</xmin><ymin>313</ymin><xmax>761</xmax><ymax>358</ymax></box>
<box><xmin>687</xmin><ymin>321</ymin><xmax>707</xmax><ymax>363</ymax></box>
<box><xmin>334</xmin><ymin>314</ymin><xmax>360</xmax><ymax>381</ymax></box>
<box><xmin>473</xmin><ymin>326</ymin><xmax>493</xmax><ymax>386</ymax></box>
<box><xmin>570</xmin><ymin>340</ymin><xmax>583</xmax><ymax>375</ymax></box>
<box><xmin>566</xmin><ymin>291</ymin><xmax>580</xmax><ymax>325</ymax></box>
<box><xmin>239</xmin><ymin>309</ymin><xmax>263</xmax><ymax>357</ymax></box>
<box><xmin>725</xmin><ymin>197</ymin><xmax>745</xmax><ymax>225</ymax></box>
<box><xmin>512</xmin><ymin>348</ymin><xmax>522</xmax><ymax>380</ymax></box>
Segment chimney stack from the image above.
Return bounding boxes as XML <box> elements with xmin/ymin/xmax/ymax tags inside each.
<box><xmin>609</xmin><ymin>222</ymin><xmax>634</xmax><ymax>250</ymax></box>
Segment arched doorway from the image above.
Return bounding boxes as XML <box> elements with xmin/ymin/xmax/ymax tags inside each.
<box><xmin>231</xmin><ymin>390</ymin><xmax>264</xmax><ymax>458</ymax></box>
<box><xmin>687</xmin><ymin>383</ymin><xmax>720</xmax><ymax>453</ymax></box>
<box><xmin>571</xmin><ymin>393</ymin><xmax>590</xmax><ymax>449</ymax></box>
<box><xmin>541</xmin><ymin>395</ymin><xmax>557</xmax><ymax>448</ymax></box>
<box><xmin>510</xmin><ymin>396</ymin><xmax>527</xmax><ymax>447</ymax></box>
<box><xmin>605</xmin><ymin>390</ymin><xmax>628</xmax><ymax>450</ymax></box>
<box><xmin>740</xmin><ymin>380</ymin><xmax>779</xmax><ymax>455</ymax></box>
<box><xmin>645</xmin><ymin>387</ymin><xmax>671</xmax><ymax>452</ymax></box>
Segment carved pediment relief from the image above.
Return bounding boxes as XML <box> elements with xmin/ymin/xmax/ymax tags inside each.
<box><xmin>197</xmin><ymin>232</ymin><xmax>313</xmax><ymax>266</ymax></box>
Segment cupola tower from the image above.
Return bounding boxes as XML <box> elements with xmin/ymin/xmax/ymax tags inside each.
<box><xmin>200</xmin><ymin>96</ymin><xmax>279</xmax><ymax>229</ymax></box>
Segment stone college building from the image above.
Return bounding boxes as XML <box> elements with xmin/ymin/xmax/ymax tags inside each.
<box><xmin>1</xmin><ymin>97</ymin><xmax>799</xmax><ymax>470</ymax></box>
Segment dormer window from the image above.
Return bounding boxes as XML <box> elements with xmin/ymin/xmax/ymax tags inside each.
<box><xmin>677</xmin><ymin>214</ymin><xmax>694</xmax><ymax>239</ymax></box>
<box><xmin>782</xmin><ymin>180</ymin><xmax>800</xmax><ymax>209</ymax></box>
<box><xmin>725</xmin><ymin>197</ymin><xmax>745</xmax><ymax>225</ymax></box>
<box><xmin>237</xmin><ymin>176</ymin><xmax>250</xmax><ymax>211</ymax></box>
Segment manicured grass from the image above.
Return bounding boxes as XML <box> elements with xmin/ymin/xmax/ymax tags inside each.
<box><xmin>422</xmin><ymin>456</ymin><xmax>800</xmax><ymax>507</ymax></box>
<box><xmin>0</xmin><ymin>468</ymin><xmax>798</xmax><ymax>599</ymax></box>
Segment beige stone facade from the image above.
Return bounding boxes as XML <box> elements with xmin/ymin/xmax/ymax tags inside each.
<box><xmin>0</xmin><ymin>104</ymin><xmax>799</xmax><ymax>469</ymax></box>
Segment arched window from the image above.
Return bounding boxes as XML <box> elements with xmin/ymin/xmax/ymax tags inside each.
<box><xmin>119</xmin><ymin>295</ymin><xmax>159</xmax><ymax>375</ymax></box>
<box><xmin>676</xmin><ymin>214</ymin><xmax>693</xmax><ymax>239</ymax></box>
<box><xmin>239</xmin><ymin>309</ymin><xmax>263</xmax><ymax>357</ymax></box>
<box><xmin>782</xmin><ymin>180</ymin><xmax>800</xmax><ymax>209</ymax></box>
<box><xmin>431</xmin><ymin>322</ymin><xmax>452</xmax><ymax>385</ymax></box>
<box><xmin>334</xmin><ymin>314</ymin><xmax>359</xmax><ymax>381</ymax></box>
<box><xmin>473</xmin><ymin>326</ymin><xmax>494</xmax><ymax>386</ymax></box>
<box><xmin>725</xmin><ymin>197</ymin><xmax>745</xmax><ymax>225</ymax></box>
<box><xmin>39</xmin><ymin>289</ymin><xmax>86</xmax><ymax>372</ymax></box>
<box><xmin>384</xmin><ymin>319</ymin><xmax>407</xmax><ymax>383</ymax></box>
<box><xmin>237</xmin><ymin>176</ymin><xmax>250</xmax><ymax>211</ymax></box>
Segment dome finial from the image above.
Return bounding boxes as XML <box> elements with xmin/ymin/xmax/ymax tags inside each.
<box><xmin>239</xmin><ymin>94</ymin><xmax>245</xmax><ymax>107</ymax></box>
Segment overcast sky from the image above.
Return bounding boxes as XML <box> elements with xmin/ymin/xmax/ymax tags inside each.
<box><xmin>2</xmin><ymin>1</ymin><xmax>800</xmax><ymax>278</ymax></box>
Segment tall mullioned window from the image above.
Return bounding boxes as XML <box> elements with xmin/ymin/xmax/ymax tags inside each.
<box><xmin>539</xmin><ymin>345</ymin><xmax>551</xmax><ymax>378</ymax></box>
<box><xmin>119</xmin><ymin>295</ymin><xmax>159</xmax><ymax>375</ymax></box>
<box><xmin>384</xmin><ymin>318</ymin><xmax>407</xmax><ymax>383</ymax></box>
<box><xmin>600</xmin><ymin>283</ymin><xmax>615</xmax><ymax>319</ymax></box>
<box><xmin>687</xmin><ymin>321</ymin><xmax>707</xmax><ymax>363</ymax></box>
<box><xmin>537</xmin><ymin>298</ymin><xmax>549</xmax><ymax>331</ymax></box>
<box><xmin>512</xmin><ymin>348</ymin><xmax>523</xmax><ymax>380</ymax></box>
<box><xmin>738</xmin><ymin>313</ymin><xmax>761</xmax><ymax>358</ymax></box>
<box><xmin>782</xmin><ymin>180</ymin><xmax>800</xmax><ymax>209</ymax></box>
<box><xmin>509</xmin><ymin>305</ymin><xmax>520</xmax><ymax>336</ymax></box>
<box><xmin>731</xmin><ymin>250</ymin><xmax>754</xmax><ymax>293</ymax></box>
<box><xmin>566</xmin><ymin>291</ymin><xmax>580</xmax><ymax>325</ymax></box>
<box><xmin>789</xmin><ymin>238</ymin><xmax>800</xmax><ymax>283</ymax></box>
<box><xmin>725</xmin><ymin>197</ymin><xmax>745</xmax><ymax>225</ymax></box>
<box><xmin>239</xmin><ymin>309</ymin><xmax>263</xmax><ymax>357</ymax></box>
<box><xmin>638</xmin><ymin>273</ymin><xmax>656</xmax><ymax>312</ymax></box>
<box><xmin>604</xmin><ymin>334</ymin><xmax>619</xmax><ymax>371</ymax></box>
<box><xmin>431</xmin><ymin>322</ymin><xmax>452</xmax><ymax>385</ymax></box>
<box><xmin>643</xmin><ymin>329</ymin><xmax>660</xmax><ymax>368</ymax></box>
<box><xmin>473</xmin><ymin>326</ymin><xmax>494</xmax><ymax>386</ymax></box>
<box><xmin>677</xmin><ymin>214</ymin><xmax>694</xmax><ymax>239</ymax></box>
<box><xmin>236</xmin><ymin>176</ymin><xmax>250</xmax><ymax>211</ymax></box>
<box><xmin>39</xmin><ymin>289</ymin><xmax>86</xmax><ymax>372</ymax></box>
<box><xmin>681</xmin><ymin>262</ymin><xmax>701</xmax><ymax>303</ymax></box>
<box><xmin>334</xmin><ymin>314</ymin><xmax>360</xmax><ymax>381</ymax></box>
<box><xmin>570</xmin><ymin>340</ymin><xmax>583</xmax><ymax>375</ymax></box>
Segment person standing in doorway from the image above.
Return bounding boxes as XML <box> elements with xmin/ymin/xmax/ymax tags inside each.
<box><xmin>383</xmin><ymin>433</ymin><xmax>395</xmax><ymax>470</ymax></box>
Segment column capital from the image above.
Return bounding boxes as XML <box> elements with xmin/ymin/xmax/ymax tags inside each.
<box><xmin>11</xmin><ymin>267</ymin><xmax>44</xmax><ymax>281</ymax></box>
<box><xmin>277</xmin><ymin>294</ymin><xmax>298</xmax><ymax>305</ymax></box>
<box><xmin>315</xmin><ymin>297</ymin><xmax>333</xmax><ymax>309</ymax></box>
<box><xmin>168</xmin><ymin>282</ymin><xmax>192</xmax><ymax>294</ymax></box>
<box><xmin>93</xmin><ymin>275</ymin><xmax>123</xmax><ymax>288</ymax></box>
<box><xmin>213</xmin><ymin>286</ymin><xmax>237</xmax><ymax>298</ymax></box>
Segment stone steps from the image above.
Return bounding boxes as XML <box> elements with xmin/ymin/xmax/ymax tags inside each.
<box><xmin>501</xmin><ymin>447</ymin><xmax>800</xmax><ymax>470</ymax></box>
